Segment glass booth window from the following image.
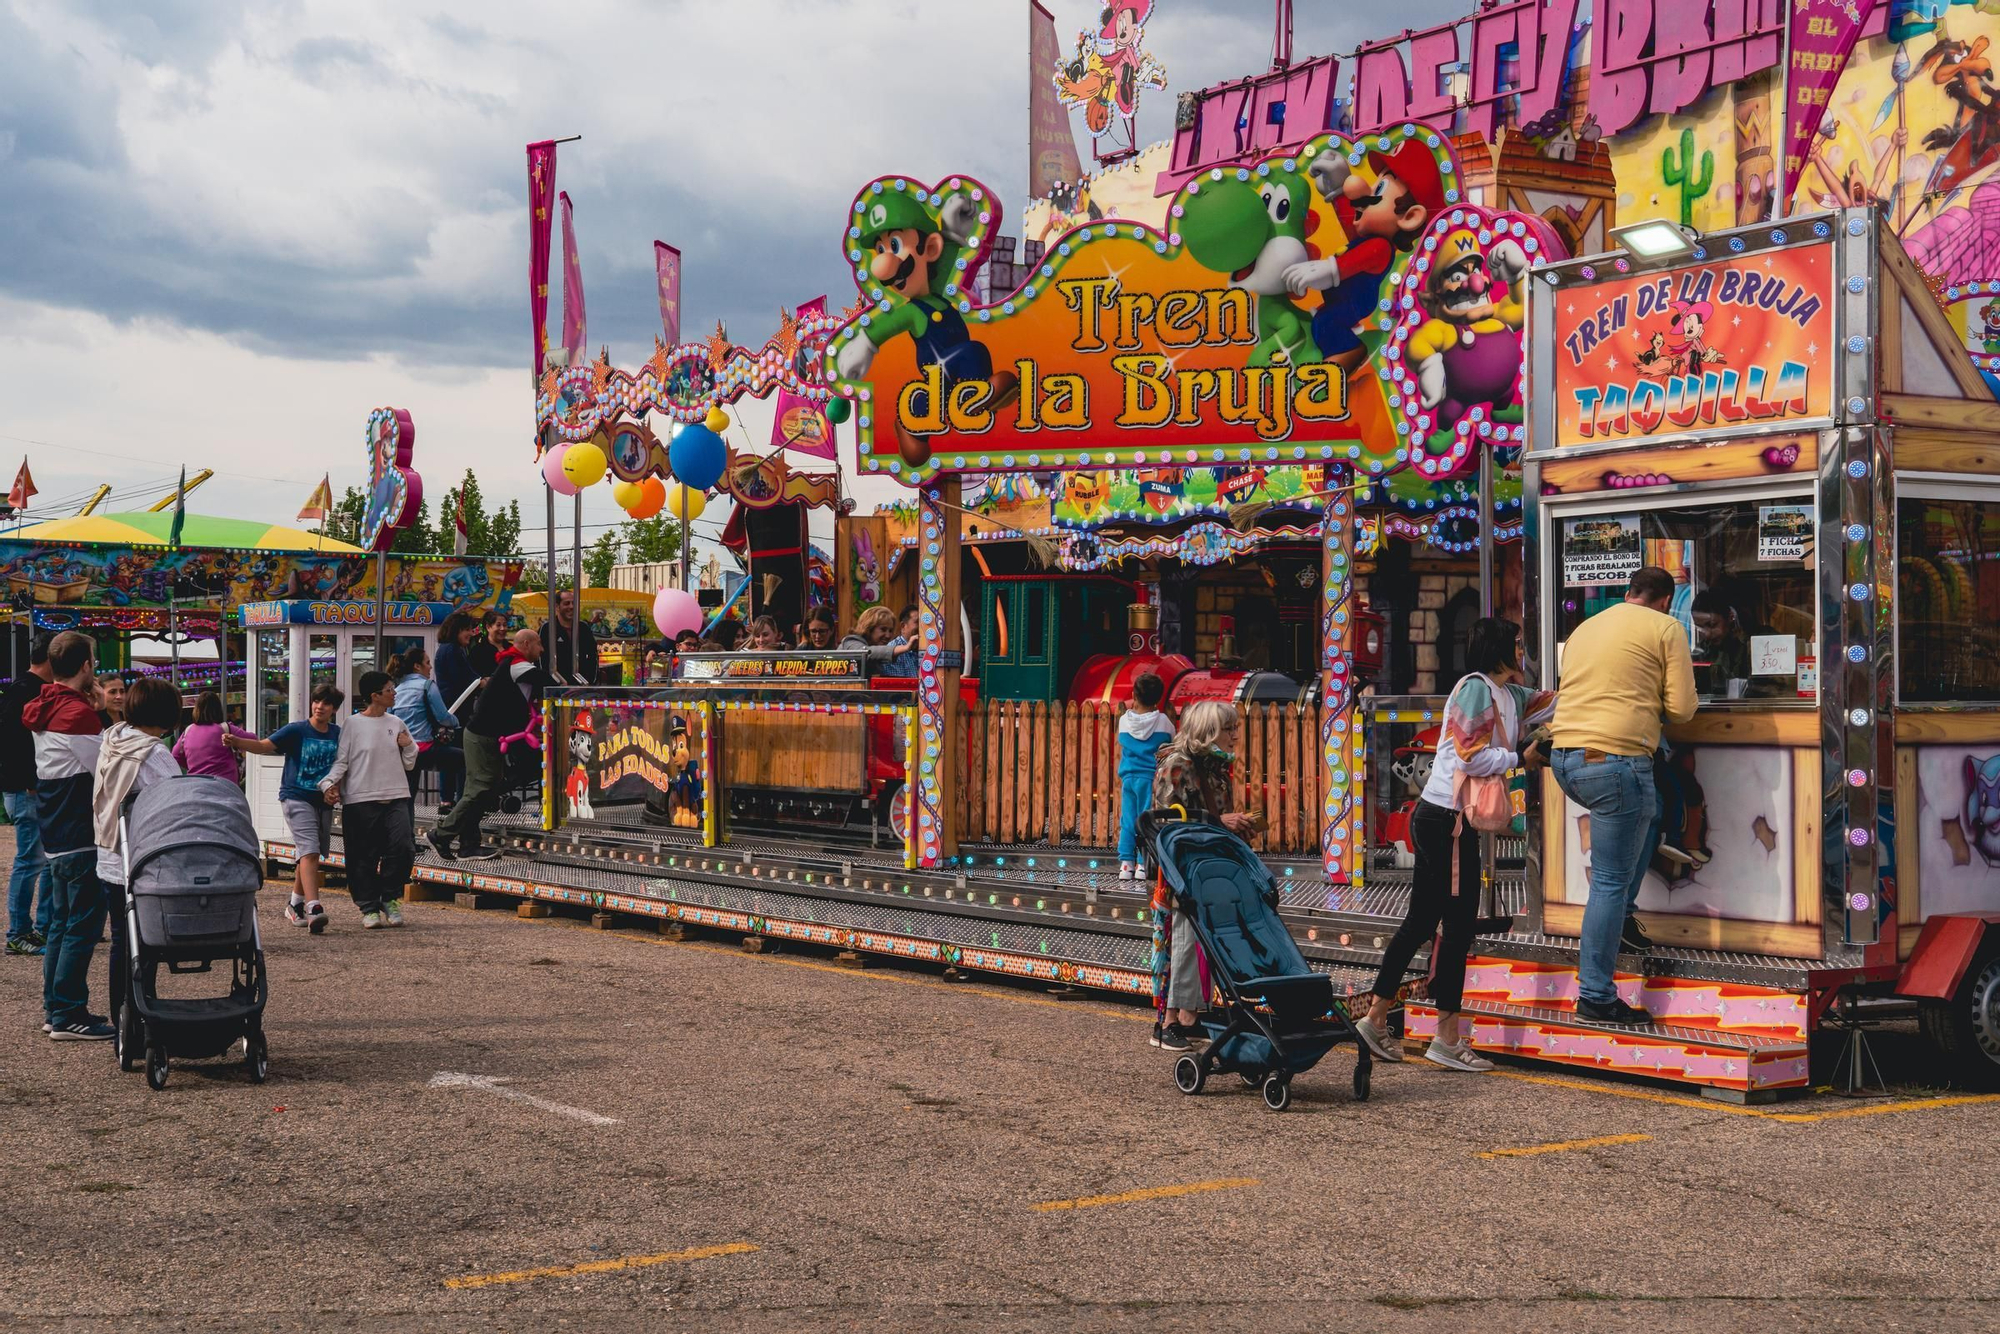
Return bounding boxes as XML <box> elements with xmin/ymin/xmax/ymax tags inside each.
<box><xmin>255</xmin><ymin>630</ymin><xmax>288</xmax><ymax>734</ymax></box>
<box><xmin>1552</xmin><ymin>496</ymin><xmax>1816</xmax><ymax>701</ymax></box>
<box><xmin>1899</xmin><ymin>495</ymin><xmax>2000</xmax><ymax>703</ymax></box>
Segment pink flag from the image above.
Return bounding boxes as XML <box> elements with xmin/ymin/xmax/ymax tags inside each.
<box><xmin>770</xmin><ymin>297</ymin><xmax>837</xmax><ymax>460</ymax></box>
<box><xmin>559</xmin><ymin>190</ymin><xmax>587</xmax><ymax>365</ymax></box>
<box><xmin>526</xmin><ymin>141</ymin><xmax>558</xmax><ymax>382</ymax></box>
<box><xmin>1029</xmin><ymin>0</ymin><xmax>1085</xmax><ymax>199</ymax></box>
<box><xmin>655</xmin><ymin>240</ymin><xmax>682</xmax><ymax>346</ymax></box>
<box><xmin>1782</xmin><ymin>0</ymin><xmax>1881</xmax><ymax>208</ymax></box>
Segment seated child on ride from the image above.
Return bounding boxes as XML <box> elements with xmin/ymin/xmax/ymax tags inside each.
<box><xmin>1116</xmin><ymin>672</ymin><xmax>1175</xmax><ymax>880</ymax></box>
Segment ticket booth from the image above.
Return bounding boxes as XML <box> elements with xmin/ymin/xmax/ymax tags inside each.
<box><xmin>1525</xmin><ymin>206</ymin><xmax>2000</xmax><ymax>973</ymax></box>
<box><xmin>240</xmin><ymin>599</ymin><xmax>454</xmax><ymax>843</ymax></box>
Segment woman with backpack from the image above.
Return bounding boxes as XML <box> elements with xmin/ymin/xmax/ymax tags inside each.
<box><xmin>388</xmin><ymin>648</ymin><xmax>461</xmax><ymax>811</ymax></box>
<box><xmin>1353</xmin><ymin>617</ymin><xmax>1557</xmax><ymax>1073</ymax></box>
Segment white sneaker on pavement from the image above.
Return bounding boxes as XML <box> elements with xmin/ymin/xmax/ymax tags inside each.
<box><xmin>1424</xmin><ymin>1039</ymin><xmax>1494</xmax><ymax>1072</ymax></box>
<box><xmin>1353</xmin><ymin>1015</ymin><xmax>1404</xmax><ymax>1062</ymax></box>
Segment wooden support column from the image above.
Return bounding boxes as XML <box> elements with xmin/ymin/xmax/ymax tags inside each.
<box><xmin>914</xmin><ymin>478</ymin><xmax>963</xmax><ymax>867</ymax></box>
<box><xmin>1320</xmin><ymin>476</ymin><xmax>1359</xmax><ymax>884</ymax></box>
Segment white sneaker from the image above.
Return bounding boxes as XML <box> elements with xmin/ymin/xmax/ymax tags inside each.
<box><xmin>361</xmin><ymin>912</ymin><xmax>385</xmax><ymax>930</ymax></box>
<box><xmin>1117</xmin><ymin>863</ymin><xmax>1134</xmax><ymax>880</ymax></box>
<box><xmin>1424</xmin><ymin>1039</ymin><xmax>1494</xmax><ymax>1072</ymax></box>
<box><xmin>1353</xmin><ymin>1015</ymin><xmax>1404</xmax><ymax>1062</ymax></box>
<box><xmin>383</xmin><ymin>899</ymin><xmax>404</xmax><ymax>927</ymax></box>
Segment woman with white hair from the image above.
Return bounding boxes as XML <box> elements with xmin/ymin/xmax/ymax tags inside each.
<box><xmin>1146</xmin><ymin>700</ymin><xmax>1260</xmax><ymax>1052</ymax></box>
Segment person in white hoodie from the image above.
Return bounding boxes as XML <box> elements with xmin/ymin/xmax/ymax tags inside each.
<box><xmin>91</xmin><ymin>677</ymin><xmax>184</xmax><ymax>1036</ymax></box>
<box><xmin>321</xmin><ymin>671</ymin><xmax>417</xmax><ymax>929</ymax></box>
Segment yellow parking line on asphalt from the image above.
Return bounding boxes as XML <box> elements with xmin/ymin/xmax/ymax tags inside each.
<box><xmin>1478</xmin><ymin>1132</ymin><xmax>1651</xmax><ymax>1159</ymax></box>
<box><xmin>1032</xmin><ymin>1177</ymin><xmax>1259</xmax><ymax>1212</ymax></box>
<box><xmin>443</xmin><ymin>1241</ymin><xmax>757</xmax><ymax>1290</ymax></box>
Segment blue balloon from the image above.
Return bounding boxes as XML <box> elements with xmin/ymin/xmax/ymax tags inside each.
<box><xmin>668</xmin><ymin>423</ymin><xmax>727</xmax><ymax>491</ymax></box>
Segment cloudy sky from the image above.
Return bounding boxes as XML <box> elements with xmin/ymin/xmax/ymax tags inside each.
<box><xmin>0</xmin><ymin>0</ymin><xmax>1461</xmax><ymax>552</ymax></box>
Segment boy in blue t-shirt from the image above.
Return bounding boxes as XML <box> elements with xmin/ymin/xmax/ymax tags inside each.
<box><xmin>1116</xmin><ymin>672</ymin><xmax>1175</xmax><ymax>880</ymax></box>
<box><xmin>226</xmin><ymin>684</ymin><xmax>343</xmax><ymax>932</ymax></box>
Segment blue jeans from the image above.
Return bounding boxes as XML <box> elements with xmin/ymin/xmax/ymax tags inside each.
<box><xmin>5</xmin><ymin>790</ymin><xmax>51</xmax><ymax>940</ymax></box>
<box><xmin>1117</xmin><ymin>772</ymin><xmax>1154</xmax><ymax>864</ymax></box>
<box><xmin>41</xmin><ymin>853</ymin><xmax>106</xmax><ymax>1025</ymax></box>
<box><xmin>1551</xmin><ymin>749</ymin><xmax>1660</xmax><ymax>1007</ymax></box>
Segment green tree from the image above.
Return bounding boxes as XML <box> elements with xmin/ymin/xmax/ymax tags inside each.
<box><xmin>432</xmin><ymin>470</ymin><xmax>525</xmax><ymax>557</ymax></box>
<box><xmin>583</xmin><ymin>529</ymin><xmax>622</xmax><ymax>588</ymax></box>
<box><xmin>622</xmin><ymin>516</ymin><xmax>684</xmax><ymax>566</ymax></box>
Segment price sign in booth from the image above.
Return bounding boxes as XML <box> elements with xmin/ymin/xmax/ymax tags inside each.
<box><xmin>239</xmin><ymin>599</ymin><xmax>456</xmax><ymax>843</ymax></box>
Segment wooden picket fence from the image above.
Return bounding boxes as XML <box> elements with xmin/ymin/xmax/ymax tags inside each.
<box><xmin>956</xmin><ymin>700</ymin><xmax>1325</xmax><ymax>855</ymax></box>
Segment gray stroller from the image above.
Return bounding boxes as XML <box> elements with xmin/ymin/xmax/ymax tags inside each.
<box><xmin>115</xmin><ymin>775</ymin><xmax>269</xmax><ymax>1090</ymax></box>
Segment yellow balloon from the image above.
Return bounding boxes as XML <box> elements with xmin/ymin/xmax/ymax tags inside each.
<box><xmin>561</xmin><ymin>441</ymin><xmax>607</xmax><ymax>487</ymax></box>
<box><xmin>704</xmin><ymin>407</ymin><xmax>731</xmax><ymax>433</ymax></box>
<box><xmin>610</xmin><ymin>479</ymin><xmax>645</xmax><ymax>510</ymax></box>
<box><xmin>665</xmin><ymin>482</ymin><xmax>707</xmax><ymax>523</ymax></box>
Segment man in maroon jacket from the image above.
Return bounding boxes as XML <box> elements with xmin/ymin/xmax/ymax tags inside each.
<box><xmin>23</xmin><ymin>632</ymin><xmax>110</xmax><ymax>1040</ymax></box>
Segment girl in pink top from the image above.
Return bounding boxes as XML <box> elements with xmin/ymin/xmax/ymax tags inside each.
<box><xmin>173</xmin><ymin>690</ymin><xmax>252</xmax><ymax>781</ymax></box>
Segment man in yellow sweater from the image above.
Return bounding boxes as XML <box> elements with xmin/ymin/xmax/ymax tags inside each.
<box><xmin>1549</xmin><ymin>567</ymin><xmax>1698</xmax><ymax>1025</ymax></box>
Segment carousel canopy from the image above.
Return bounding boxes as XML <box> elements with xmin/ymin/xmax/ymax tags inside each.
<box><xmin>6</xmin><ymin>511</ymin><xmax>362</xmax><ymax>553</ymax></box>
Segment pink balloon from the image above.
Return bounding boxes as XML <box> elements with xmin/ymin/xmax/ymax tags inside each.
<box><xmin>653</xmin><ymin>587</ymin><xmax>703</xmax><ymax>640</ymax></box>
<box><xmin>541</xmin><ymin>446</ymin><xmax>581</xmax><ymax>496</ymax></box>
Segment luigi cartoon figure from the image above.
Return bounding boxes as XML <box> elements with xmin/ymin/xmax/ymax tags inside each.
<box><xmin>835</xmin><ymin>191</ymin><xmax>1019</xmax><ymax>467</ymax></box>
<box><xmin>1282</xmin><ymin>139</ymin><xmax>1446</xmax><ymax>373</ymax></box>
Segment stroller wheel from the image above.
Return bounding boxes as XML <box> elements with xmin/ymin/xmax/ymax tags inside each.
<box><xmin>245</xmin><ymin>1030</ymin><xmax>269</xmax><ymax>1084</ymax></box>
<box><xmin>1238</xmin><ymin>1072</ymin><xmax>1263</xmax><ymax>1088</ymax></box>
<box><xmin>115</xmin><ymin>1004</ymin><xmax>141</xmax><ymax>1073</ymax></box>
<box><xmin>500</xmin><ymin>794</ymin><xmax>523</xmax><ymax>815</ymax></box>
<box><xmin>1172</xmin><ymin>1055</ymin><xmax>1206</xmax><ymax>1096</ymax></box>
<box><xmin>1260</xmin><ymin>1073</ymin><xmax>1291</xmax><ymax>1112</ymax></box>
<box><xmin>145</xmin><ymin>1044</ymin><xmax>169</xmax><ymax>1092</ymax></box>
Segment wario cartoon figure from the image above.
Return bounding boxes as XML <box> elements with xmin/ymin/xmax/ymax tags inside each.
<box><xmin>834</xmin><ymin>191</ymin><xmax>1019</xmax><ymax>467</ymax></box>
<box><xmin>1407</xmin><ymin>228</ymin><xmax>1529</xmax><ymax>445</ymax></box>
<box><xmin>1283</xmin><ymin>140</ymin><xmax>1445</xmax><ymax>372</ymax></box>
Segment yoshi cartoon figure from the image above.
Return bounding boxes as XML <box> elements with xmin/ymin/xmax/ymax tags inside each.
<box><xmin>1176</xmin><ymin>167</ymin><xmax>1323</xmax><ymax>367</ymax></box>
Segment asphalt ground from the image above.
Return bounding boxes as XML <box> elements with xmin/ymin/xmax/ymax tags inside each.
<box><xmin>3</xmin><ymin>851</ymin><xmax>1999</xmax><ymax>1332</ymax></box>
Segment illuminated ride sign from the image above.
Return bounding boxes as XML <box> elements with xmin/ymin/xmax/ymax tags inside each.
<box><xmin>826</xmin><ymin>128</ymin><xmax>1564</xmax><ymax>485</ymax></box>
<box><xmin>1547</xmin><ymin>239</ymin><xmax>1834</xmax><ymax>448</ymax></box>
<box><xmin>671</xmin><ymin>651</ymin><xmax>870</xmax><ymax>687</ymax></box>
<box><xmin>240</xmin><ymin>600</ymin><xmax>454</xmax><ymax>628</ymax></box>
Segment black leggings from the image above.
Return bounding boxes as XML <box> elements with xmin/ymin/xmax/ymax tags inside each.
<box><xmin>1370</xmin><ymin>798</ymin><xmax>1482</xmax><ymax>1013</ymax></box>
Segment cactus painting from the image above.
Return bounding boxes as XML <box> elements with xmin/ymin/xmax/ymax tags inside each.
<box><xmin>1661</xmin><ymin>126</ymin><xmax>1715</xmax><ymax>227</ymax></box>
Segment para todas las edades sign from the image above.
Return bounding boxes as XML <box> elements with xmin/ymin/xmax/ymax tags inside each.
<box><xmin>828</xmin><ymin>128</ymin><xmax>1564</xmax><ymax>484</ymax></box>
<box><xmin>1552</xmin><ymin>243</ymin><xmax>1833</xmax><ymax>448</ymax></box>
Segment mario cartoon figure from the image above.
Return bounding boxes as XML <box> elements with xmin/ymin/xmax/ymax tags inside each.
<box><xmin>1283</xmin><ymin>140</ymin><xmax>1446</xmax><ymax>372</ymax></box>
<box><xmin>566</xmin><ymin>711</ymin><xmax>596</xmax><ymax>822</ymax></box>
<box><xmin>1406</xmin><ymin>228</ymin><xmax>1530</xmax><ymax>445</ymax></box>
<box><xmin>834</xmin><ymin>190</ymin><xmax>1019</xmax><ymax>467</ymax></box>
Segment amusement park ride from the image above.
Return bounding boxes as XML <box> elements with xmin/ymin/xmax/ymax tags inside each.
<box><xmin>249</xmin><ymin>3</ymin><xmax>2000</xmax><ymax>1100</ymax></box>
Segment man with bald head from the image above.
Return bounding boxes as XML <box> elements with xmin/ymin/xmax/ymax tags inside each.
<box><xmin>428</xmin><ymin>627</ymin><xmax>553</xmax><ymax>862</ymax></box>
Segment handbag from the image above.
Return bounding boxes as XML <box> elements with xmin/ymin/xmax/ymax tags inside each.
<box><xmin>1448</xmin><ymin>673</ymin><xmax>1519</xmax><ymax>894</ymax></box>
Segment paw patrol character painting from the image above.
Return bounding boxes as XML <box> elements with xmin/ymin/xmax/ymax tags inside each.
<box><xmin>565</xmin><ymin>711</ymin><xmax>596</xmax><ymax>822</ymax></box>
<box><xmin>834</xmin><ymin>190</ymin><xmax>1020</xmax><ymax>468</ymax></box>
<box><xmin>1406</xmin><ymin>227</ymin><xmax>1530</xmax><ymax>447</ymax></box>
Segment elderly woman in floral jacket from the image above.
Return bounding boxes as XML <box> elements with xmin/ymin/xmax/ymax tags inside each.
<box><xmin>1146</xmin><ymin>700</ymin><xmax>1260</xmax><ymax>1052</ymax></box>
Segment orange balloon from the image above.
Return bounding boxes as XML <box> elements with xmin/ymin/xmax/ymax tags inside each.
<box><xmin>627</xmin><ymin>475</ymin><xmax>667</xmax><ymax>519</ymax></box>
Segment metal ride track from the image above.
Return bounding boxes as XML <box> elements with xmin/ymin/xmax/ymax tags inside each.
<box><xmin>268</xmin><ymin>807</ymin><xmax>1838</xmax><ymax>1096</ymax></box>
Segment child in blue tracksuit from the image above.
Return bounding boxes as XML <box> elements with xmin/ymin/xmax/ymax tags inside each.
<box><xmin>1116</xmin><ymin>672</ymin><xmax>1175</xmax><ymax>880</ymax></box>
